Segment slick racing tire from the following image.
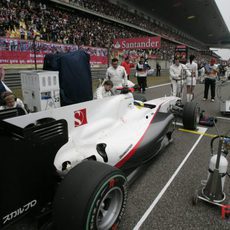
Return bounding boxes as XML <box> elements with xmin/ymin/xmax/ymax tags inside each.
<box><xmin>53</xmin><ymin>161</ymin><xmax>127</xmax><ymax>230</ymax></box>
<box><xmin>182</xmin><ymin>102</ymin><xmax>200</xmax><ymax>130</ymax></box>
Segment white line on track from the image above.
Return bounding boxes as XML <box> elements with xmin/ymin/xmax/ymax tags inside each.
<box><xmin>133</xmin><ymin>126</ymin><xmax>208</xmax><ymax>230</ymax></box>
<box><xmin>147</xmin><ymin>83</ymin><xmax>171</xmax><ymax>89</ymax></box>
<box><xmin>216</xmin><ymin>116</ymin><xmax>230</xmax><ymax>121</ymax></box>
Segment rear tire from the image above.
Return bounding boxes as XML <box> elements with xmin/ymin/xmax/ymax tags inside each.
<box><xmin>53</xmin><ymin>161</ymin><xmax>127</xmax><ymax>230</ymax></box>
<box><xmin>182</xmin><ymin>102</ymin><xmax>200</xmax><ymax>130</ymax></box>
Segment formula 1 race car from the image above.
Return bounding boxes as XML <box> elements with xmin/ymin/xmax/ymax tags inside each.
<box><xmin>0</xmin><ymin>93</ymin><xmax>199</xmax><ymax>230</ymax></box>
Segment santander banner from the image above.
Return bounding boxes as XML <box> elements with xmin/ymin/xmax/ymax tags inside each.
<box><xmin>113</xmin><ymin>37</ymin><xmax>161</xmax><ymax>50</ymax></box>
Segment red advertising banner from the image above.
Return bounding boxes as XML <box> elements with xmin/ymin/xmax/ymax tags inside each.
<box><xmin>113</xmin><ymin>37</ymin><xmax>161</xmax><ymax>50</ymax></box>
<box><xmin>0</xmin><ymin>37</ymin><xmax>108</xmax><ymax>65</ymax></box>
<box><xmin>0</xmin><ymin>51</ymin><xmax>45</xmax><ymax>64</ymax></box>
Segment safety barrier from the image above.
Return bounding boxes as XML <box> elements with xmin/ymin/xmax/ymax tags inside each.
<box><xmin>4</xmin><ymin>68</ymin><xmax>168</xmax><ymax>89</ymax></box>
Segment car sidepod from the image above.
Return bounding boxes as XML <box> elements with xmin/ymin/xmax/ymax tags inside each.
<box><xmin>115</xmin><ymin>110</ymin><xmax>175</xmax><ymax>174</ymax></box>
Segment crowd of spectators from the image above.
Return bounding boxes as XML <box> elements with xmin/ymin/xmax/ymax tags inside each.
<box><xmin>69</xmin><ymin>0</ymin><xmax>205</xmax><ymax>49</ymax></box>
<box><xmin>0</xmin><ymin>0</ymin><xmax>147</xmax><ymax>48</ymax></box>
<box><xmin>0</xmin><ymin>0</ymin><xmax>212</xmax><ymax>62</ymax></box>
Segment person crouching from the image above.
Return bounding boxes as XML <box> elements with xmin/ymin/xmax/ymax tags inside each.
<box><xmin>94</xmin><ymin>80</ymin><xmax>114</xmax><ymax>99</ymax></box>
<box><xmin>0</xmin><ymin>91</ymin><xmax>27</xmax><ymax>113</ymax></box>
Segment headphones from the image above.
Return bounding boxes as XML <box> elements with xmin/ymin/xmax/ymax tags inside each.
<box><xmin>1</xmin><ymin>92</ymin><xmax>17</xmax><ymax>106</ymax></box>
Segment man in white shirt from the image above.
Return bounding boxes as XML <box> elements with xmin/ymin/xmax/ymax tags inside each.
<box><xmin>105</xmin><ymin>58</ymin><xmax>127</xmax><ymax>94</ymax></box>
<box><xmin>135</xmin><ymin>56</ymin><xmax>150</xmax><ymax>94</ymax></box>
<box><xmin>169</xmin><ymin>57</ymin><xmax>191</xmax><ymax>97</ymax></box>
<box><xmin>94</xmin><ymin>80</ymin><xmax>113</xmax><ymax>99</ymax></box>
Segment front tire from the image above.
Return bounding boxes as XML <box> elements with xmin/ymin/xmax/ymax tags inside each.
<box><xmin>53</xmin><ymin>161</ymin><xmax>127</xmax><ymax>230</ymax></box>
<box><xmin>182</xmin><ymin>102</ymin><xmax>200</xmax><ymax>130</ymax></box>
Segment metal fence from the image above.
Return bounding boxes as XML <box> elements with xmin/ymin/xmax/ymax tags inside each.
<box><xmin>4</xmin><ymin>68</ymin><xmax>168</xmax><ymax>89</ymax></box>
<box><xmin>4</xmin><ymin>68</ymin><xmax>107</xmax><ymax>88</ymax></box>
<box><xmin>4</xmin><ymin>70</ymin><xmax>22</xmax><ymax>88</ymax></box>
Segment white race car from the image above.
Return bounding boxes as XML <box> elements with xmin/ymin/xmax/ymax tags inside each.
<box><xmin>0</xmin><ymin>92</ymin><xmax>199</xmax><ymax>230</ymax></box>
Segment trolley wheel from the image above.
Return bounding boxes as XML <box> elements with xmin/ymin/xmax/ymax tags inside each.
<box><xmin>225</xmin><ymin>210</ymin><xmax>230</xmax><ymax>218</ymax></box>
<box><xmin>192</xmin><ymin>190</ymin><xmax>199</xmax><ymax>206</ymax></box>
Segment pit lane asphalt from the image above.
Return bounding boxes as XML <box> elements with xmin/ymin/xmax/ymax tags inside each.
<box><xmin>119</xmin><ymin>81</ymin><xmax>230</xmax><ymax>230</ymax></box>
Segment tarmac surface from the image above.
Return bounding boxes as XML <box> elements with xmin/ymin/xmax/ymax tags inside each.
<box><xmin>5</xmin><ymin>76</ymin><xmax>230</xmax><ymax>230</ymax></box>
<box><xmin>119</xmin><ymin>80</ymin><xmax>230</xmax><ymax>230</ymax></box>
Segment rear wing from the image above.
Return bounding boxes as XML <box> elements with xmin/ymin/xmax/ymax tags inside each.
<box><xmin>0</xmin><ymin>110</ymin><xmax>68</xmax><ymax>228</ymax></box>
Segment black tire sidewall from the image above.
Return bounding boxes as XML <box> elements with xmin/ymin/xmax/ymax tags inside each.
<box><xmin>183</xmin><ymin>102</ymin><xmax>199</xmax><ymax>130</ymax></box>
<box><xmin>53</xmin><ymin>161</ymin><xmax>127</xmax><ymax>230</ymax></box>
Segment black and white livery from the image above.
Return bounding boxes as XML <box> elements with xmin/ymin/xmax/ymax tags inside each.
<box><xmin>0</xmin><ymin>93</ymin><xmax>199</xmax><ymax>230</ymax></box>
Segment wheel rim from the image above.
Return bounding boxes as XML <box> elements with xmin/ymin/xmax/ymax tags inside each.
<box><xmin>96</xmin><ymin>187</ymin><xmax>123</xmax><ymax>229</ymax></box>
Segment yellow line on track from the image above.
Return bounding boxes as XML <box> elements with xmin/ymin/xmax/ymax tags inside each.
<box><xmin>178</xmin><ymin>128</ymin><xmax>217</xmax><ymax>138</ymax></box>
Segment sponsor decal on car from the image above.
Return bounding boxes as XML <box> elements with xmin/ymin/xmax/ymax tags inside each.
<box><xmin>74</xmin><ymin>108</ymin><xmax>88</xmax><ymax>127</ymax></box>
<box><xmin>2</xmin><ymin>200</ymin><xmax>37</xmax><ymax>225</ymax></box>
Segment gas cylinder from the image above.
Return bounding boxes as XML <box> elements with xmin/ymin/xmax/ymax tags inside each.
<box><xmin>208</xmin><ymin>154</ymin><xmax>228</xmax><ymax>190</ymax></box>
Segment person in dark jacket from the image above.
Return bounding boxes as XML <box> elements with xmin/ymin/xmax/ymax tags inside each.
<box><xmin>135</xmin><ymin>56</ymin><xmax>150</xmax><ymax>94</ymax></box>
<box><xmin>0</xmin><ymin>66</ymin><xmax>11</xmax><ymax>105</ymax></box>
<box><xmin>156</xmin><ymin>63</ymin><xmax>161</xmax><ymax>76</ymax></box>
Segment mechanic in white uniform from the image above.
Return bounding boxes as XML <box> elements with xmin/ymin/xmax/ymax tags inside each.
<box><xmin>185</xmin><ymin>55</ymin><xmax>198</xmax><ymax>102</ymax></box>
<box><xmin>169</xmin><ymin>56</ymin><xmax>191</xmax><ymax>97</ymax></box>
<box><xmin>94</xmin><ymin>80</ymin><xmax>113</xmax><ymax>99</ymax></box>
<box><xmin>105</xmin><ymin>58</ymin><xmax>127</xmax><ymax>94</ymax></box>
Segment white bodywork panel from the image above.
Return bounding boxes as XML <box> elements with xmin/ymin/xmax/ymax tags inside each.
<box><xmin>5</xmin><ymin>94</ymin><xmax>180</xmax><ymax>173</ymax></box>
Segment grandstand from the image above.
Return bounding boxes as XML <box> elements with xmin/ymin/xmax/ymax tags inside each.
<box><xmin>1</xmin><ymin>2</ymin><xmax>230</xmax><ymax>229</ymax></box>
<box><xmin>1</xmin><ymin>1</ymin><xmax>224</xmax><ymax>58</ymax></box>
<box><xmin>1</xmin><ymin>0</ymin><xmax>230</xmax><ymax>86</ymax></box>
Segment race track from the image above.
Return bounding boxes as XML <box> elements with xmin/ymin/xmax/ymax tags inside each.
<box><xmin>119</xmin><ymin>82</ymin><xmax>230</xmax><ymax>230</ymax></box>
<box><xmin>6</xmin><ymin>80</ymin><xmax>230</xmax><ymax>230</ymax></box>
